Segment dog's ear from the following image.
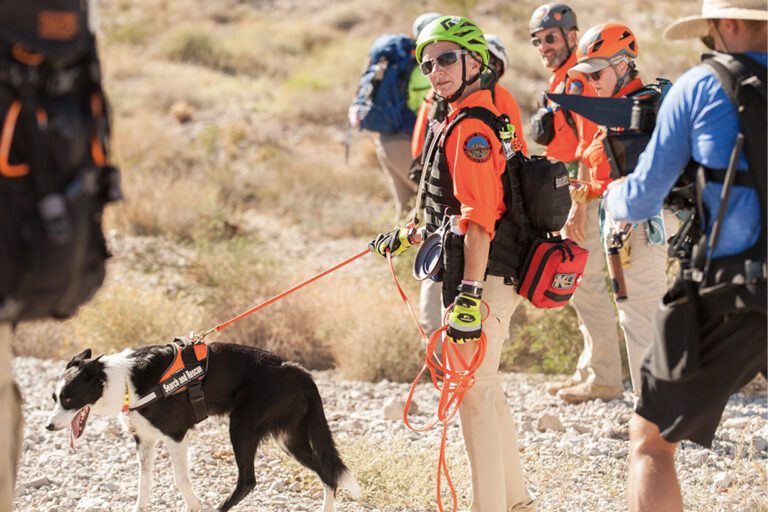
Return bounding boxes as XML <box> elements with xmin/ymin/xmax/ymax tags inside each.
<box><xmin>66</xmin><ymin>349</ymin><xmax>93</xmax><ymax>369</ymax></box>
<box><xmin>82</xmin><ymin>357</ymin><xmax>103</xmax><ymax>379</ymax></box>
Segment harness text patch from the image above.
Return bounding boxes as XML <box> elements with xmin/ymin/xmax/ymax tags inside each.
<box><xmin>463</xmin><ymin>133</ymin><xmax>492</xmax><ymax>163</ymax></box>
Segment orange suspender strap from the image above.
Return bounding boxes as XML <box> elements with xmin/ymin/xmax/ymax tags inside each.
<box><xmin>89</xmin><ymin>92</ymin><xmax>107</xmax><ymax>167</ymax></box>
<box><xmin>11</xmin><ymin>44</ymin><xmax>43</xmax><ymax>66</ymax></box>
<box><xmin>0</xmin><ymin>102</ymin><xmax>29</xmax><ymax>177</ymax></box>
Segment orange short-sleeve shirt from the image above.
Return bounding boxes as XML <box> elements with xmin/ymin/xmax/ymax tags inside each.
<box><xmin>443</xmin><ymin>89</ymin><xmax>507</xmax><ymax>238</ymax></box>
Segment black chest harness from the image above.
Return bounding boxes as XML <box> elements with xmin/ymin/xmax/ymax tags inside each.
<box><xmin>420</xmin><ymin>106</ymin><xmax>571</xmax><ymax>304</ymax></box>
<box><xmin>125</xmin><ymin>338</ymin><xmax>210</xmax><ymax>424</ymax></box>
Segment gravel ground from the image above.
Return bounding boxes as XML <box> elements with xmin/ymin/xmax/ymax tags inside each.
<box><xmin>12</xmin><ymin>356</ymin><xmax>767</xmax><ymax>512</ymax></box>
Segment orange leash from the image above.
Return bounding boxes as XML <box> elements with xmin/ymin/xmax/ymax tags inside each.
<box><xmin>196</xmin><ymin>249</ymin><xmax>370</xmax><ymax>339</ymax></box>
<box><xmin>385</xmin><ymin>252</ymin><xmax>487</xmax><ymax>512</ymax></box>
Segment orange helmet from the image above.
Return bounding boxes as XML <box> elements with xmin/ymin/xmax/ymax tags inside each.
<box><xmin>569</xmin><ymin>22</ymin><xmax>638</xmax><ymax>75</ymax></box>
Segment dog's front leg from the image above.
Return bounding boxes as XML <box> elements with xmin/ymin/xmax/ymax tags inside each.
<box><xmin>134</xmin><ymin>437</ymin><xmax>156</xmax><ymax>512</ymax></box>
<box><xmin>167</xmin><ymin>436</ymin><xmax>202</xmax><ymax>512</ymax></box>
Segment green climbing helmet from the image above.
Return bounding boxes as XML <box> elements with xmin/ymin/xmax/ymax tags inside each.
<box><xmin>415</xmin><ymin>15</ymin><xmax>489</xmax><ymax>67</ymax></box>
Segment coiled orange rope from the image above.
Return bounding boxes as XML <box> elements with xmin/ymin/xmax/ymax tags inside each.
<box><xmin>385</xmin><ymin>252</ymin><xmax>487</xmax><ymax>512</ymax></box>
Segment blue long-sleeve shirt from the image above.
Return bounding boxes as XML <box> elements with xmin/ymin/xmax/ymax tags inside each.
<box><xmin>605</xmin><ymin>52</ymin><xmax>766</xmax><ymax>258</ymax></box>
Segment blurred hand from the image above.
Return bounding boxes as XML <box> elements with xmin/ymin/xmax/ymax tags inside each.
<box><xmin>570</xmin><ymin>186</ymin><xmax>590</xmax><ymax>204</ymax></box>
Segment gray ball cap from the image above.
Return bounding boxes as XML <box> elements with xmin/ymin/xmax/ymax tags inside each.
<box><xmin>529</xmin><ymin>3</ymin><xmax>578</xmax><ymax>35</ymax></box>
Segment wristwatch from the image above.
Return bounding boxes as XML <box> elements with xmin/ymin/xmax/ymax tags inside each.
<box><xmin>459</xmin><ymin>280</ymin><xmax>483</xmax><ymax>298</ymax></box>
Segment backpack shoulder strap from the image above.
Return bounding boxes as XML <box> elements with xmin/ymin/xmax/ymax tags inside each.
<box><xmin>702</xmin><ymin>52</ymin><xmax>767</xmax><ymax>103</ymax></box>
<box><xmin>700</xmin><ymin>52</ymin><xmax>766</xmax><ymax>206</ymax></box>
<box><xmin>559</xmin><ymin>77</ymin><xmax>582</xmax><ymax>139</ymax></box>
<box><xmin>443</xmin><ymin>106</ymin><xmax>504</xmax><ymax>142</ymax></box>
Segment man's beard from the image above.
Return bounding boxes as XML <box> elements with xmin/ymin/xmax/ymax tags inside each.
<box><xmin>542</xmin><ymin>46</ymin><xmax>570</xmax><ymax>70</ymax></box>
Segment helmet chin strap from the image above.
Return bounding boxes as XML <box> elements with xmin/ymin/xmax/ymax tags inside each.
<box><xmin>610</xmin><ymin>60</ymin><xmax>633</xmax><ymax>96</ymax></box>
<box><xmin>444</xmin><ymin>55</ymin><xmax>483</xmax><ymax>104</ymax></box>
<box><xmin>553</xmin><ymin>28</ymin><xmax>576</xmax><ymax>73</ymax></box>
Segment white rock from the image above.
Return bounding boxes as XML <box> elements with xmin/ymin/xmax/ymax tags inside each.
<box><xmin>536</xmin><ymin>413</ymin><xmax>565</xmax><ymax>433</ymax></box>
<box><xmin>712</xmin><ymin>472</ymin><xmax>732</xmax><ymax>490</ymax></box>
<box><xmin>572</xmin><ymin>423</ymin><xmax>591</xmax><ymax>435</ymax></box>
<box><xmin>22</xmin><ymin>477</ymin><xmax>52</xmax><ymax>489</ymax></box>
<box><xmin>752</xmin><ymin>436</ymin><xmax>768</xmax><ymax>452</ymax></box>
<box><xmin>688</xmin><ymin>451</ymin><xmax>710</xmax><ymax>466</ymax></box>
<box><xmin>268</xmin><ymin>480</ymin><xmax>285</xmax><ymax>493</ymax></box>
<box><xmin>722</xmin><ymin>417</ymin><xmax>750</xmax><ymax>429</ymax></box>
<box><xmin>75</xmin><ymin>497</ymin><xmax>105</xmax><ymax>510</ymax></box>
<box><xmin>383</xmin><ymin>396</ymin><xmax>417</xmax><ymax>421</ymax></box>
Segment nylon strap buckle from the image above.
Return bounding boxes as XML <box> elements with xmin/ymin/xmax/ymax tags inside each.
<box><xmin>683</xmin><ymin>268</ymin><xmax>704</xmax><ymax>283</ymax></box>
<box><xmin>186</xmin><ymin>382</ymin><xmax>208</xmax><ymax>424</ymax></box>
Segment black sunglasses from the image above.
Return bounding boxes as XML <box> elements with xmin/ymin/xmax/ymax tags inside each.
<box><xmin>531</xmin><ymin>32</ymin><xmax>558</xmax><ymax>47</ymax></box>
<box><xmin>419</xmin><ymin>50</ymin><xmax>465</xmax><ymax>75</ymax></box>
<box><xmin>585</xmin><ymin>67</ymin><xmax>606</xmax><ymax>81</ymax></box>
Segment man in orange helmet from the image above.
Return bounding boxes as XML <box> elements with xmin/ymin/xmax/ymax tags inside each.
<box><xmin>529</xmin><ymin>3</ymin><xmax>624</xmax><ymax>405</ymax></box>
<box><xmin>567</xmin><ymin>22</ymin><xmax>669</xmax><ymax>398</ymax></box>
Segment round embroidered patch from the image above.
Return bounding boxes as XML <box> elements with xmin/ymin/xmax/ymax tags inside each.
<box><xmin>463</xmin><ymin>133</ymin><xmax>492</xmax><ymax>163</ymax></box>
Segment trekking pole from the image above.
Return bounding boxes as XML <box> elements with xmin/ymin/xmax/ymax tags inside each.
<box><xmin>703</xmin><ymin>133</ymin><xmax>744</xmax><ymax>278</ymax></box>
<box><xmin>343</xmin><ymin>126</ymin><xmax>352</xmax><ymax>165</ymax></box>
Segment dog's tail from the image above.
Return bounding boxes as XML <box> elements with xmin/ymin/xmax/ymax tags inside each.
<box><xmin>299</xmin><ymin>367</ymin><xmax>361</xmax><ymax>499</ymax></box>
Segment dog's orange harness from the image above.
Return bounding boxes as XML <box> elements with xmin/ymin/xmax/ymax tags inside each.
<box><xmin>123</xmin><ymin>338</ymin><xmax>210</xmax><ymax>423</ymax></box>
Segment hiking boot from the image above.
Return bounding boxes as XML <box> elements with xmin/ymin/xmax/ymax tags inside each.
<box><xmin>460</xmin><ymin>500</ymin><xmax>536</xmax><ymax>512</ymax></box>
<box><xmin>509</xmin><ymin>499</ymin><xmax>537</xmax><ymax>511</ymax></box>
<box><xmin>545</xmin><ymin>376</ymin><xmax>580</xmax><ymax>396</ymax></box>
<box><xmin>557</xmin><ymin>383</ymin><xmax>623</xmax><ymax>404</ymax></box>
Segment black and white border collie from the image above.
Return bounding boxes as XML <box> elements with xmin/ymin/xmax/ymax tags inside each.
<box><xmin>45</xmin><ymin>343</ymin><xmax>360</xmax><ymax>512</ymax></box>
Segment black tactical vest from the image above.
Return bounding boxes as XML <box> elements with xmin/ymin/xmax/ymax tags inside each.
<box><xmin>422</xmin><ymin>107</ymin><xmax>542</xmax><ymax>284</ymax></box>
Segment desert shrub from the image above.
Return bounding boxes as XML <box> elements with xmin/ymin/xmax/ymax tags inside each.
<box><xmin>70</xmin><ymin>282</ymin><xmax>202</xmax><ymax>356</ymax></box>
<box><xmin>190</xmin><ymin>236</ymin><xmax>336</xmax><ymax>369</ymax></box>
<box><xmin>501</xmin><ymin>302</ymin><xmax>582</xmax><ymax>374</ymax></box>
<box><xmin>13</xmin><ymin>320</ymin><xmax>76</xmax><ymax>360</ymax></box>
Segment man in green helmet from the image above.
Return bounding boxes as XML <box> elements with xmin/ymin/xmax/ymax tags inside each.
<box><xmin>370</xmin><ymin>15</ymin><xmax>534</xmax><ymax>512</ymax></box>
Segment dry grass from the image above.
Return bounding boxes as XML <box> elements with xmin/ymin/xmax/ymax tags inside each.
<box><xmin>266</xmin><ymin>434</ymin><xmax>473</xmax><ymax>511</ymax></box>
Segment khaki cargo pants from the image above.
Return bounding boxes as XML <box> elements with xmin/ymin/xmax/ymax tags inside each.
<box><xmin>0</xmin><ymin>323</ymin><xmax>22</xmax><ymax>512</ymax></box>
<box><xmin>454</xmin><ymin>276</ymin><xmax>533</xmax><ymax>512</ymax></box>
<box><xmin>374</xmin><ymin>133</ymin><xmax>417</xmax><ymax>220</ymax></box>
<box><xmin>569</xmin><ymin>201</ymin><xmax>623</xmax><ymax>388</ymax></box>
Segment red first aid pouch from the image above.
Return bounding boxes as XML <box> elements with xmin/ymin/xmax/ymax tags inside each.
<box><xmin>518</xmin><ymin>237</ymin><xmax>589</xmax><ymax>308</ymax></box>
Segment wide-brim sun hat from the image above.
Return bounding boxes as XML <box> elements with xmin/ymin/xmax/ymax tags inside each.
<box><xmin>664</xmin><ymin>0</ymin><xmax>767</xmax><ymax>40</ymax></box>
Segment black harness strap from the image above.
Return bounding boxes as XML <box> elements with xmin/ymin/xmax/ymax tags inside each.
<box><xmin>129</xmin><ymin>339</ymin><xmax>210</xmax><ymax>424</ymax></box>
<box><xmin>180</xmin><ymin>342</ymin><xmax>208</xmax><ymax>423</ymax></box>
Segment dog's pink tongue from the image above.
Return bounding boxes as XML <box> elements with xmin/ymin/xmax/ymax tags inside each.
<box><xmin>69</xmin><ymin>406</ymin><xmax>90</xmax><ymax>449</ymax></box>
